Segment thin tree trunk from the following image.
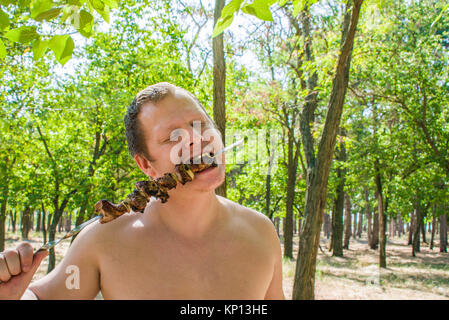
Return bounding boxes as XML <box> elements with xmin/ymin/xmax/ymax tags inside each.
<box><xmin>332</xmin><ymin>137</ymin><xmax>346</xmax><ymax>256</ymax></box>
<box><xmin>36</xmin><ymin>210</ymin><xmax>41</xmax><ymax>231</ymax></box>
<box><xmin>332</xmin><ymin>186</ymin><xmax>345</xmax><ymax>256</ymax></box>
<box><xmin>371</xmin><ymin>205</ymin><xmax>379</xmax><ymax>249</ymax></box>
<box><xmin>21</xmin><ymin>206</ymin><xmax>32</xmax><ymax>241</ymax></box>
<box><xmin>274</xmin><ymin>216</ymin><xmax>280</xmax><ymax>237</ymax></box>
<box><xmin>284</xmin><ymin>130</ymin><xmax>299</xmax><ymax>259</ymax></box>
<box><xmin>375</xmin><ymin>159</ymin><xmax>386</xmax><ymax>268</ymax></box>
<box><xmin>323</xmin><ymin>212</ymin><xmax>331</xmax><ymax>239</ymax></box>
<box><xmin>365</xmin><ymin>188</ymin><xmax>373</xmax><ymax>246</ymax></box>
<box><xmin>353</xmin><ymin>211</ymin><xmax>357</xmax><ymax>239</ymax></box>
<box><xmin>408</xmin><ymin>211</ymin><xmax>415</xmax><ymax>245</ymax></box>
<box><xmin>357</xmin><ymin>209</ymin><xmax>363</xmax><ymax>238</ymax></box>
<box><xmin>10</xmin><ymin>210</ymin><xmax>16</xmax><ymax>233</ymax></box>
<box><xmin>440</xmin><ymin>214</ymin><xmax>447</xmax><ymax>253</ymax></box>
<box><xmin>412</xmin><ymin>207</ymin><xmax>422</xmax><ymax>257</ymax></box>
<box><xmin>293</xmin><ymin>0</ymin><xmax>363</xmax><ymax>299</ymax></box>
<box><xmin>41</xmin><ymin>202</ymin><xmax>47</xmax><ymax>245</ymax></box>
<box><xmin>430</xmin><ymin>213</ymin><xmax>436</xmax><ymax>250</ymax></box>
<box><xmin>0</xmin><ymin>199</ymin><xmax>6</xmax><ymax>252</ymax></box>
<box><xmin>213</xmin><ymin>0</ymin><xmax>226</xmax><ymax>198</ymax></box>
<box><xmin>421</xmin><ymin>219</ymin><xmax>427</xmax><ymax>244</ymax></box>
<box><xmin>343</xmin><ymin>192</ymin><xmax>352</xmax><ymax>249</ymax></box>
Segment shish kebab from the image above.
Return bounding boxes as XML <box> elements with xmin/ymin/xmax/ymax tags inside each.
<box><xmin>35</xmin><ymin>139</ymin><xmax>244</xmax><ymax>253</ymax></box>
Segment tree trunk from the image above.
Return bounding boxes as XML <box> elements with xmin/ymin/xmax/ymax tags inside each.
<box><xmin>332</xmin><ymin>138</ymin><xmax>346</xmax><ymax>257</ymax></box>
<box><xmin>41</xmin><ymin>202</ymin><xmax>47</xmax><ymax>245</ymax></box>
<box><xmin>323</xmin><ymin>212</ymin><xmax>331</xmax><ymax>239</ymax></box>
<box><xmin>48</xmin><ymin>208</ymin><xmax>64</xmax><ymax>273</ymax></box>
<box><xmin>0</xmin><ymin>199</ymin><xmax>6</xmax><ymax>252</ymax></box>
<box><xmin>353</xmin><ymin>211</ymin><xmax>357</xmax><ymax>239</ymax></box>
<box><xmin>284</xmin><ymin>130</ymin><xmax>299</xmax><ymax>259</ymax></box>
<box><xmin>375</xmin><ymin>159</ymin><xmax>386</xmax><ymax>268</ymax></box>
<box><xmin>421</xmin><ymin>219</ymin><xmax>427</xmax><ymax>244</ymax></box>
<box><xmin>36</xmin><ymin>210</ymin><xmax>41</xmax><ymax>232</ymax></box>
<box><xmin>10</xmin><ymin>210</ymin><xmax>16</xmax><ymax>233</ymax></box>
<box><xmin>213</xmin><ymin>0</ymin><xmax>226</xmax><ymax>198</ymax></box>
<box><xmin>343</xmin><ymin>192</ymin><xmax>352</xmax><ymax>249</ymax></box>
<box><xmin>371</xmin><ymin>205</ymin><xmax>379</xmax><ymax>249</ymax></box>
<box><xmin>357</xmin><ymin>209</ymin><xmax>363</xmax><ymax>238</ymax></box>
<box><xmin>21</xmin><ymin>206</ymin><xmax>32</xmax><ymax>241</ymax></box>
<box><xmin>293</xmin><ymin>0</ymin><xmax>363</xmax><ymax>299</ymax></box>
<box><xmin>274</xmin><ymin>216</ymin><xmax>280</xmax><ymax>237</ymax></box>
<box><xmin>331</xmin><ymin>189</ymin><xmax>345</xmax><ymax>256</ymax></box>
<box><xmin>365</xmin><ymin>188</ymin><xmax>373</xmax><ymax>247</ymax></box>
<box><xmin>440</xmin><ymin>214</ymin><xmax>447</xmax><ymax>253</ymax></box>
<box><xmin>408</xmin><ymin>211</ymin><xmax>415</xmax><ymax>245</ymax></box>
<box><xmin>430</xmin><ymin>214</ymin><xmax>436</xmax><ymax>250</ymax></box>
<box><xmin>412</xmin><ymin>207</ymin><xmax>422</xmax><ymax>257</ymax></box>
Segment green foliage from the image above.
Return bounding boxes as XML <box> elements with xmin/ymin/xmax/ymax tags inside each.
<box><xmin>0</xmin><ymin>0</ymin><xmax>118</xmax><ymax>62</ymax></box>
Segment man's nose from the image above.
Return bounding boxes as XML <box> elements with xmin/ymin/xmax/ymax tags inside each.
<box><xmin>188</xmin><ymin>122</ymin><xmax>204</xmax><ymax>147</ymax></box>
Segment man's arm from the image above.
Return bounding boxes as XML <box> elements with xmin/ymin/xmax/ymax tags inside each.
<box><xmin>28</xmin><ymin>222</ymin><xmax>102</xmax><ymax>299</ymax></box>
<box><xmin>264</xmin><ymin>224</ymin><xmax>285</xmax><ymax>300</ymax></box>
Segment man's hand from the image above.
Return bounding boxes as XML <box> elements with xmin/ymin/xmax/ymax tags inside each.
<box><xmin>0</xmin><ymin>242</ymin><xmax>48</xmax><ymax>300</ymax></box>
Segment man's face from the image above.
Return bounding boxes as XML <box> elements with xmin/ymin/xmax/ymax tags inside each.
<box><xmin>135</xmin><ymin>90</ymin><xmax>225</xmax><ymax>192</ymax></box>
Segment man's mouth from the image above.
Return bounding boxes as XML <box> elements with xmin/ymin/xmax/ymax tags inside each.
<box><xmin>187</xmin><ymin>151</ymin><xmax>217</xmax><ymax>173</ymax></box>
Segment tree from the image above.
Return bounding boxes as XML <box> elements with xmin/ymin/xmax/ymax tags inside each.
<box><xmin>213</xmin><ymin>0</ymin><xmax>227</xmax><ymax>197</ymax></box>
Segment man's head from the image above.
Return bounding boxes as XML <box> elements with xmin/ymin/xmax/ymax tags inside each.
<box><xmin>124</xmin><ymin>82</ymin><xmax>225</xmax><ymax>191</ymax></box>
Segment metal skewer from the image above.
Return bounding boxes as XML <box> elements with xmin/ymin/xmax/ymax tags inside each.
<box><xmin>35</xmin><ymin>140</ymin><xmax>245</xmax><ymax>254</ymax></box>
<box><xmin>35</xmin><ymin>215</ymin><xmax>102</xmax><ymax>253</ymax></box>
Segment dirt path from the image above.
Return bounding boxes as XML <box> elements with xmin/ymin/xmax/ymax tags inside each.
<box><xmin>282</xmin><ymin>233</ymin><xmax>449</xmax><ymax>300</ymax></box>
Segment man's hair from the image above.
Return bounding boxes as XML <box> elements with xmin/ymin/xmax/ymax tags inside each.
<box><xmin>124</xmin><ymin>82</ymin><xmax>215</xmax><ymax>161</ymax></box>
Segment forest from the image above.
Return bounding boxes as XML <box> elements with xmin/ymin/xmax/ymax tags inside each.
<box><xmin>0</xmin><ymin>0</ymin><xmax>448</xmax><ymax>300</ymax></box>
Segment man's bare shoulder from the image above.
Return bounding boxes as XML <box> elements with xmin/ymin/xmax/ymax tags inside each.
<box><xmin>217</xmin><ymin>196</ymin><xmax>280</xmax><ymax>246</ymax></box>
<box><xmin>72</xmin><ymin>211</ymin><xmax>143</xmax><ymax>251</ymax></box>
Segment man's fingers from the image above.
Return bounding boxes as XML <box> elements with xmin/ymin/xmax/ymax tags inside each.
<box><xmin>17</xmin><ymin>243</ymin><xmax>34</xmax><ymax>273</ymax></box>
<box><xmin>0</xmin><ymin>254</ymin><xmax>11</xmax><ymax>282</ymax></box>
<box><xmin>3</xmin><ymin>249</ymin><xmax>21</xmax><ymax>276</ymax></box>
<box><xmin>29</xmin><ymin>250</ymin><xmax>48</xmax><ymax>275</ymax></box>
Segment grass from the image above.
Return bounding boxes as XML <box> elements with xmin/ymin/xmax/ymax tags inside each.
<box><xmin>4</xmin><ymin>229</ymin><xmax>449</xmax><ymax>300</ymax></box>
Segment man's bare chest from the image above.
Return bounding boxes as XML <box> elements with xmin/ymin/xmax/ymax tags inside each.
<box><xmin>97</xmin><ymin>232</ymin><xmax>274</xmax><ymax>299</ymax></box>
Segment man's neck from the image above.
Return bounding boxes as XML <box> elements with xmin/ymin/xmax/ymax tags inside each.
<box><xmin>149</xmin><ymin>189</ymin><xmax>222</xmax><ymax>241</ymax></box>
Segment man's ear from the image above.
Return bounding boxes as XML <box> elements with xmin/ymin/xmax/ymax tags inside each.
<box><xmin>134</xmin><ymin>153</ymin><xmax>157</xmax><ymax>178</ymax></box>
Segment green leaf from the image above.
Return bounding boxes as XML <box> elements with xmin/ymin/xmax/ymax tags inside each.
<box><xmin>0</xmin><ymin>8</ymin><xmax>9</xmax><ymax>30</ymax></box>
<box><xmin>5</xmin><ymin>26</ymin><xmax>39</xmax><ymax>43</ymax></box>
<box><xmin>30</xmin><ymin>0</ymin><xmax>53</xmax><ymax>19</ymax></box>
<box><xmin>77</xmin><ymin>9</ymin><xmax>94</xmax><ymax>37</ymax></box>
<box><xmin>89</xmin><ymin>0</ymin><xmax>110</xmax><ymax>23</ymax></box>
<box><xmin>102</xmin><ymin>0</ymin><xmax>118</xmax><ymax>9</ymax></box>
<box><xmin>34</xmin><ymin>7</ymin><xmax>62</xmax><ymax>21</ymax></box>
<box><xmin>221</xmin><ymin>0</ymin><xmax>243</xmax><ymax>17</ymax></box>
<box><xmin>212</xmin><ymin>0</ymin><xmax>243</xmax><ymax>38</ymax></box>
<box><xmin>32</xmin><ymin>37</ymin><xmax>48</xmax><ymax>60</ymax></box>
<box><xmin>241</xmin><ymin>0</ymin><xmax>274</xmax><ymax>21</ymax></box>
<box><xmin>0</xmin><ymin>39</ymin><xmax>6</xmax><ymax>59</ymax></box>
<box><xmin>292</xmin><ymin>0</ymin><xmax>304</xmax><ymax>16</ymax></box>
<box><xmin>48</xmin><ymin>34</ymin><xmax>74</xmax><ymax>65</ymax></box>
<box><xmin>212</xmin><ymin>14</ymin><xmax>234</xmax><ymax>38</ymax></box>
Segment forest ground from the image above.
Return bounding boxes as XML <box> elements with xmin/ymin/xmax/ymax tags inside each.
<box><xmin>4</xmin><ymin>229</ymin><xmax>449</xmax><ymax>300</ymax></box>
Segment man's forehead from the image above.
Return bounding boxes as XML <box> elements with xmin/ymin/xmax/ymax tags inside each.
<box><xmin>138</xmin><ymin>91</ymin><xmax>206</xmax><ymax>135</ymax></box>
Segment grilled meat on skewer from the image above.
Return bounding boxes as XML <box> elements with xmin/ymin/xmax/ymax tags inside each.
<box><xmin>95</xmin><ymin>153</ymin><xmax>217</xmax><ymax>224</ymax></box>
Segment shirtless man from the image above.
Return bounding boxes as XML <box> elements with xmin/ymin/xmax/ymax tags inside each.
<box><xmin>0</xmin><ymin>82</ymin><xmax>285</xmax><ymax>300</ymax></box>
